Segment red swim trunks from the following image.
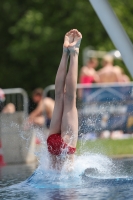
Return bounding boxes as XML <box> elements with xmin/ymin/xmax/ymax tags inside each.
<box><xmin>47</xmin><ymin>133</ymin><xmax>76</xmax><ymax>155</ymax></box>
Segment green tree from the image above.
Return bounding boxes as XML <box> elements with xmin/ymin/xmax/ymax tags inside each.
<box><xmin>0</xmin><ymin>0</ymin><xmax>132</xmax><ymax>94</ymax></box>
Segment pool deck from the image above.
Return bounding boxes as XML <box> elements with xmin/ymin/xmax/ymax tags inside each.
<box><xmin>111</xmin><ymin>154</ymin><xmax>133</xmax><ymax>160</ymax></box>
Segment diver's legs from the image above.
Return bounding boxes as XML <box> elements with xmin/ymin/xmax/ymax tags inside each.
<box><xmin>49</xmin><ymin>30</ymin><xmax>75</xmax><ymax>135</ymax></box>
<box><xmin>61</xmin><ymin>30</ymin><xmax>82</xmax><ymax>147</ymax></box>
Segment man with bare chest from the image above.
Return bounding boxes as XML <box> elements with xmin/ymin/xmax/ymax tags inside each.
<box><xmin>98</xmin><ymin>55</ymin><xmax>119</xmax><ymax>83</ymax></box>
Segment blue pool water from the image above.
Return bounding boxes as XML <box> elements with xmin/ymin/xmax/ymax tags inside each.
<box><xmin>0</xmin><ymin>154</ymin><xmax>133</xmax><ymax>200</ymax></box>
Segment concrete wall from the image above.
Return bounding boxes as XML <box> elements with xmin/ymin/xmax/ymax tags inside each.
<box><xmin>0</xmin><ymin>112</ymin><xmax>36</xmax><ymax>164</ymax></box>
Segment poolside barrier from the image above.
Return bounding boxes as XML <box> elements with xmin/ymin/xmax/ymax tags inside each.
<box><xmin>0</xmin><ymin>87</ymin><xmax>38</xmax><ymax>164</ymax></box>
<box><xmin>3</xmin><ymin>88</ymin><xmax>28</xmax><ymax>116</ymax></box>
<box><xmin>0</xmin><ymin>112</ymin><xmax>37</xmax><ymax>164</ymax></box>
<box><xmin>43</xmin><ymin>82</ymin><xmax>133</xmax><ymax>135</ymax></box>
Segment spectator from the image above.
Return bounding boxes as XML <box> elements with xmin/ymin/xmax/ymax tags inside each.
<box><xmin>0</xmin><ymin>88</ymin><xmax>5</xmax><ymax>112</ymax></box>
<box><xmin>98</xmin><ymin>55</ymin><xmax>119</xmax><ymax>83</ymax></box>
<box><xmin>28</xmin><ymin>88</ymin><xmax>43</xmax><ymax>114</ymax></box>
<box><xmin>79</xmin><ymin>58</ymin><xmax>99</xmax><ymax>84</ymax></box>
<box><xmin>27</xmin><ymin>97</ymin><xmax>54</xmax><ymax>129</ymax></box>
<box><xmin>2</xmin><ymin>103</ymin><xmax>16</xmax><ymax>114</ymax></box>
<box><xmin>0</xmin><ymin>88</ymin><xmax>16</xmax><ymax>113</ymax></box>
<box><xmin>78</xmin><ymin>58</ymin><xmax>99</xmax><ymax>98</ymax></box>
<box><xmin>114</xmin><ymin>65</ymin><xmax>130</xmax><ymax>83</ymax></box>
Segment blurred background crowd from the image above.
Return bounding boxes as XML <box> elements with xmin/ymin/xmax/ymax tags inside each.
<box><xmin>0</xmin><ymin>0</ymin><xmax>133</xmax><ymax>141</ymax></box>
<box><xmin>0</xmin><ymin>0</ymin><xmax>132</xmax><ymax>92</ymax></box>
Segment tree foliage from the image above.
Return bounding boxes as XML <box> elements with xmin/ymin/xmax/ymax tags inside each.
<box><xmin>0</xmin><ymin>0</ymin><xmax>132</xmax><ymax>93</ymax></box>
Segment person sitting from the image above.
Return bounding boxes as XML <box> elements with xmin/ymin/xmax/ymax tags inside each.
<box><xmin>0</xmin><ymin>88</ymin><xmax>5</xmax><ymax>112</ymax></box>
<box><xmin>2</xmin><ymin>103</ymin><xmax>16</xmax><ymax>113</ymax></box>
<box><xmin>28</xmin><ymin>88</ymin><xmax>43</xmax><ymax>114</ymax></box>
<box><xmin>47</xmin><ymin>29</ymin><xmax>82</xmax><ymax>171</ymax></box>
<box><xmin>27</xmin><ymin>97</ymin><xmax>54</xmax><ymax>129</ymax></box>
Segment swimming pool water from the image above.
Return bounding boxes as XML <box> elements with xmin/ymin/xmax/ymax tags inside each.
<box><xmin>0</xmin><ymin>155</ymin><xmax>133</xmax><ymax>200</ymax></box>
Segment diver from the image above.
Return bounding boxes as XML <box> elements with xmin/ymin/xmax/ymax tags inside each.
<box><xmin>47</xmin><ymin>29</ymin><xmax>82</xmax><ymax>171</ymax></box>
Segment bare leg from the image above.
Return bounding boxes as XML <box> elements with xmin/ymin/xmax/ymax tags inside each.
<box><xmin>61</xmin><ymin>30</ymin><xmax>82</xmax><ymax>147</ymax></box>
<box><xmin>49</xmin><ymin>30</ymin><xmax>75</xmax><ymax>135</ymax></box>
<box><xmin>49</xmin><ymin>49</ymin><xmax>69</xmax><ymax>134</ymax></box>
<box><xmin>59</xmin><ymin>30</ymin><xmax>82</xmax><ymax>171</ymax></box>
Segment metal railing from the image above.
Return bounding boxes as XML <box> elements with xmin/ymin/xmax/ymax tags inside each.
<box><xmin>43</xmin><ymin>82</ymin><xmax>133</xmax><ymax>134</ymax></box>
<box><xmin>3</xmin><ymin>88</ymin><xmax>28</xmax><ymax>117</ymax></box>
<box><xmin>43</xmin><ymin>82</ymin><xmax>133</xmax><ymax>97</ymax></box>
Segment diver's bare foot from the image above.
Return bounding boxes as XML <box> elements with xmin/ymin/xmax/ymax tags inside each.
<box><xmin>63</xmin><ymin>30</ymin><xmax>74</xmax><ymax>47</ymax></box>
<box><xmin>63</xmin><ymin>29</ymin><xmax>82</xmax><ymax>54</ymax></box>
<box><xmin>68</xmin><ymin>29</ymin><xmax>82</xmax><ymax>54</ymax></box>
<box><xmin>63</xmin><ymin>30</ymin><xmax>74</xmax><ymax>53</ymax></box>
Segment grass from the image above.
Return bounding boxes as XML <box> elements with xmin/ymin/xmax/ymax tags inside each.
<box><xmin>76</xmin><ymin>138</ymin><xmax>133</xmax><ymax>158</ymax></box>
